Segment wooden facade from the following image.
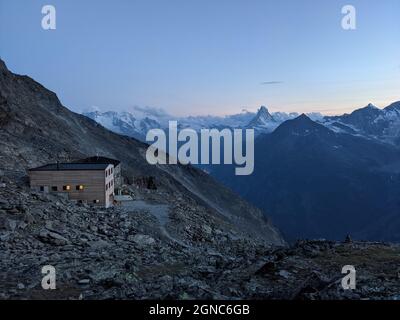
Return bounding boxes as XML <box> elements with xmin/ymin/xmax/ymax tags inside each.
<box><xmin>29</xmin><ymin>164</ymin><xmax>115</xmax><ymax>208</ymax></box>
<box><xmin>72</xmin><ymin>157</ymin><xmax>122</xmax><ymax>189</ymax></box>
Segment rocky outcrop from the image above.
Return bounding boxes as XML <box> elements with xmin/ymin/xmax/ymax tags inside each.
<box><xmin>1</xmin><ymin>182</ymin><xmax>399</xmax><ymax>299</ymax></box>
<box><xmin>0</xmin><ymin>180</ymin><xmax>278</xmax><ymax>299</ymax></box>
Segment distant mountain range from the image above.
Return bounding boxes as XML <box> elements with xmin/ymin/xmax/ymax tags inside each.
<box><xmin>83</xmin><ymin>106</ymin><xmax>323</xmax><ymax>141</ymax></box>
<box><xmin>83</xmin><ymin>101</ymin><xmax>400</xmax><ymax>148</ymax></box>
<box><xmin>83</xmin><ymin>102</ymin><xmax>400</xmax><ymax>145</ymax></box>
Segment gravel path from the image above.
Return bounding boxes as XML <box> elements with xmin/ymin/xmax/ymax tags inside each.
<box><xmin>121</xmin><ymin>200</ymin><xmax>189</xmax><ymax>247</ymax></box>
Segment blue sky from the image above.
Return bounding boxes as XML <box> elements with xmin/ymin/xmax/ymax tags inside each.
<box><xmin>0</xmin><ymin>0</ymin><xmax>399</xmax><ymax>116</ymax></box>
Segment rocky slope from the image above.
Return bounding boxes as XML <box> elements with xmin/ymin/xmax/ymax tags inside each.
<box><xmin>0</xmin><ymin>177</ymin><xmax>276</xmax><ymax>299</ymax></box>
<box><xmin>0</xmin><ymin>58</ymin><xmax>282</xmax><ymax>245</ymax></box>
<box><xmin>1</xmin><ymin>181</ymin><xmax>400</xmax><ymax>300</ymax></box>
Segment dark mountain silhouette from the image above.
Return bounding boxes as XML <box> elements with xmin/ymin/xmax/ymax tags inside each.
<box><xmin>324</xmin><ymin>102</ymin><xmax>400</xmax><ymax>145</ymax></box>
<box><xmin>211</xmin><ymin>114</ymin><xmax>400</xmax><ymax>242</ymax></box>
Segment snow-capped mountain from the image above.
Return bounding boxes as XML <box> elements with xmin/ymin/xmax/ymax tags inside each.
<box><xmin>177</xmin><ymin>110</ymin><xmax>255</xmax><ymax>131</ymax></box>
<box><xmin>247</xmin><ymin>106</ymin><xmax>280</xmax><ymax>131</ymax></box>
<box><xmin>84</xmin><ymin>105</ymin><xmax>324</xmax><ymax>141</ymax></box>
<box><xmin>83</xmin><ymin>102</ymin><xmax>400</xmax><ymax>145</ymax></box>
<box><xmin>322</xmin><ymin>101</ymin><xmax>400</xmax><ymax>145</ymax></box>
<box><xmin>245</xmin><ymin>106</ymin><xmax>324</xmax><ymax>133</ymax></box>
<box><xmin>84</xmin><ymin>106</ymin><xmax>171</xmax><ymax>141</ymax></box>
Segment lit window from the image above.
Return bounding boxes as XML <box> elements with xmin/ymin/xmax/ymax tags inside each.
<box><xmin>76</xmin><ymin>185</ymin><xmax>84</xmax><ymax>191</ymax></box>
<box><xmin>63</xmin><ymin>185</ymin><xmax>71</xmax><ymax>191</ymax></box>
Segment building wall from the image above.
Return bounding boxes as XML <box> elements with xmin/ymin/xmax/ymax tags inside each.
<box><xmin>104</xmin><ymin>164</ymin><xmax>115</xmax><ymax>207</ymax></box>
<box><xmin>113</xmin><ymin>164</ymin><xmax>122</xmax><ymax>188</ymax></box>
<box><xmin>29</xmin><ymin>166</ymin><xmax>114</xmax><ymax>208</ymax></box>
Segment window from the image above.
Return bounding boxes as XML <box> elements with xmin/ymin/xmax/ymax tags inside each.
<box><xmin>106</xmin><ymin>184</ymin><xmax>108</xmax><ymax>191</ymax></box>
<box><xmin>63</xmin><ymin>185</ymin><xmax>71</xmax><ymax>191</ymax></box>
<box><xmin>111</xmin><ymin>168</ymin><xmax>113</xmax><ymax>174</ymax></box>
<box><xmin>40</xmin><ymin>186</ymin><xmax>44</xmax><ymax>192</ymax></box>
<box><xmin>105</xmin><ymin>171</ymin><xmax>108</xmax><ymax>177</ymax></box>
<box><xmin>51</xmin><ymin>186</ymin><xmax>58</xmax><ymax>191</ymax></box>
<box><xmin>76</xmin><ymin>185</ymin><xmax>84</xmax><ymax>191</ymax></box>
<box><xmin>93</xmin><ymin>200</ymin><xmax>99</xmax><ymax>204</ymax></box>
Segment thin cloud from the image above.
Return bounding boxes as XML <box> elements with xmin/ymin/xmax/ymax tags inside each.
<box><xmin>261</xmin><ymin>81</ymin><xmax>283</xmax><ymax>85</ymax></box>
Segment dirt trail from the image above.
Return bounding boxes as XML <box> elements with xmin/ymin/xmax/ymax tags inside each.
<box><xmin>121</xmin><ymin>200</ymin><xmax>189</xmax><ymax>248</ymax></box>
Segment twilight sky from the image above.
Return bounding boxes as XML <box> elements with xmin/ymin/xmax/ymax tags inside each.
<box><xmin>0</xmin><ymin>0</ymin><xmax>399</xmax><ymax>116</ymax></box>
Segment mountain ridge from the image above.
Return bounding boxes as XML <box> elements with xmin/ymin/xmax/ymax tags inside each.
<box><xmin>210</xmin><ymin>113</ymin><xmax>400</xmax><ymax>242</ymax></box>
<box><xmin>83</xmin><ymin>106</ymin><xmax>323</xmax><ymax>141</ymax></box>
<box><xmin>85</xmin><ymin>100</ymin><xmax>400</xmax><ymax>148</ymax></box>
<box><xmin>323</xmin><ymin>101</ymin><xmax>400</xmax><ymax>145</ymax></box>
<box><xmin>0</xmin><ymin>58</ymin><xmax>283</xmax><ymax>245</ymax></box>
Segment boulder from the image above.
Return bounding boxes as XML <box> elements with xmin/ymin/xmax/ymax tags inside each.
<box><xmin>131</xmin><ymin>234</ymin><xmax>155</xmax><ymax>247</ymax></box>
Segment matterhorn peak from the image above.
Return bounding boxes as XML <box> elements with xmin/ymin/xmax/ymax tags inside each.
<box><xmin>246</xmin><ymin>105</ymin><xmax>277</xmax><ymax>128</ymax></box>
<box><xmin>256</xmin><ymin>105</ymin><xmax>274</xmax><ymax>121</ymax></box>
